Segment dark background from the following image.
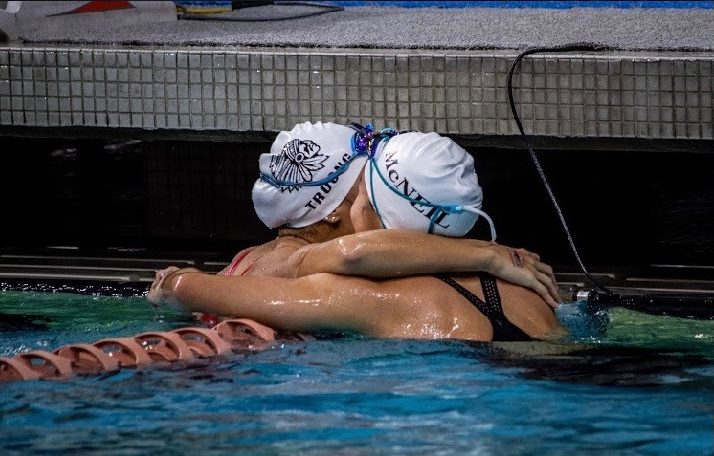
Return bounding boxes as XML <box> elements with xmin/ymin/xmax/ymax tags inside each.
<box><xmin>1</xmin><ymin>135</ymin><xmax>713</xmax><ymax>269</ymax></box>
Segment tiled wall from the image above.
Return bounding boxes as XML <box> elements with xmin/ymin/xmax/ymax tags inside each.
<box><xmin>0</xmin><ymin>46</ymin><xmax>712</xmax><ymax>140</ymax></box>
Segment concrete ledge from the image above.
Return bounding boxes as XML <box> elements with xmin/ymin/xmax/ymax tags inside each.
<box><xmin>0</xmin><ymin>44</ymin><xmax>712</xmax><ymax>140</ymax></box>
<box><xmin>18</xmin><ymin>6</ymin><xmax>714</xmax><ymax>52</ymax></box>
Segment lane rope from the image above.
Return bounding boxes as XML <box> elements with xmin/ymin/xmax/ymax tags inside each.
<box><xmin>0</xmin><ymin>318</ymin><xmax>308</xmax><ymax>382</ymax></box>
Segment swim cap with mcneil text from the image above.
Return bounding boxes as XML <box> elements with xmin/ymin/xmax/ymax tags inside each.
<box><xmin>366</xmin><ymin>131</ymin><xmax>494</xmax><ymax>238</ymax></box>
<box><xmin>252</xmin><ymin>121</ymin><xmax>368</xmax><ymax>228</ymax></box>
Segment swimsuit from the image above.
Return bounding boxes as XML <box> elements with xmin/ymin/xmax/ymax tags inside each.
<box><xmin>436</xmin><ymin>274</ymin><xmax>531</xmax><ymax>342</ymax></box>
<box><xmin>225</xmin><ymin>249</ymin><xmax>256</xmax><ymax>276</ymax></box>
<box><xmin>201</xmin><ymin>249</ymin><xmax>256</xmax><ymax>327</ymax></box>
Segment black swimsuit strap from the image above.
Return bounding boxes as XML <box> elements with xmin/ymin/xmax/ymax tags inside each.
<box><xmin>437</xmin><ymin>274</ymin><xmax>531</xmax><ymax>342</ymax></box>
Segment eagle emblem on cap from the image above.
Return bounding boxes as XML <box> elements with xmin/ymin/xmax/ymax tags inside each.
<box><xmin>270</xmin><ymin>139</ymin><xmax>328</xmax><ymax>193</ymax></box>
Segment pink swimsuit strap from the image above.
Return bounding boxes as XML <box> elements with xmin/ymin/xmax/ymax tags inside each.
<box><xmin>225</xmin><ymin>249</ymin><xmax>256</xmax><ymax>276</ymax></box>
<box><xmin>202</xmin><ymin>249</ymin><xmax>257</xmax><ymax>327</ymax></box>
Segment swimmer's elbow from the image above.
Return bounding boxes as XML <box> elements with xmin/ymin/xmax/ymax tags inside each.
<box><xmin>332</xmin><ymin>237</ymin><xmax>370</xmax><ymax>274</ymax></box>
<box><xmin>299</xmin><ymin>272</ymin><xmax>343</xmax><ymax>293</ymax></box>
<box><xmin>298</xmin><ymin>273</ymin><xmax>375</xmax><ymax>325</ymax></box>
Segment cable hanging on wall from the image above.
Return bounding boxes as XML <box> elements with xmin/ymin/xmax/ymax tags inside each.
<box><xmin>507</xmin><ymin>44</ymin><xmax>714</xmax><ymax>320</ymax></box>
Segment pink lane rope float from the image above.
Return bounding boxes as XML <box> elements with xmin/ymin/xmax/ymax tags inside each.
<box><xmin>0</xmin><ymin>319</ymin><xmax>309</xmax><ymax>382</ymax></box>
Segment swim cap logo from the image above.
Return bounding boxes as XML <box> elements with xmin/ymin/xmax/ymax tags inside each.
<box><xmin>270</xmin><ymin>139</ymin><xmax>328</xmax><ymax>193</ymax></box>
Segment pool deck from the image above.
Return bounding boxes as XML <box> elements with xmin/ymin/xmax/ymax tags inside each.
<box><xmin>1</xmin><ymin>5</ymin><xmax>713</xmax><ymax>145</ymax></box>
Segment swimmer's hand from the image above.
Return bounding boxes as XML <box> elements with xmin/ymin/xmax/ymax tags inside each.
<box><xmin>147</xmin><ymin>266</ymin><xmax>201</xmax><ymax>308</ymax></box>
<box><xmin>486</xmin><ymin>245</ymin><xmax>561</xmax><ymax>309</ymax></box>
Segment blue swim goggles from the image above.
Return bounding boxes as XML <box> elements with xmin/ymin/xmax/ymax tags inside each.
<box><xmin>365</xmin><ymin>129</ymin><xmax>498</xmax><ymax>241</ymax></box>
<box><xmin>259</xmin><ymin>123</ymin><xmax>376</xmax><ymax>189</ymax></box>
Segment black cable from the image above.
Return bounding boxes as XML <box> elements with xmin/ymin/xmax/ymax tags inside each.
<box><xmin>233</xmin><ymin>1</ymin><xmax>274</xmax><ymax>8</ymax></box>
<box><xmin>506</xmin><ymin>43</ymin><xmax>613</xmax><ymax>296</ymax></box>
<box><xmin>179</xmin><ymin>1</ymin><xmax>344</xmax><ymax>22</ymax></box>
<box><xmin>507</xmin><ymin>45</ymin><xmax>714</xmax><ymax>320</ymax></box>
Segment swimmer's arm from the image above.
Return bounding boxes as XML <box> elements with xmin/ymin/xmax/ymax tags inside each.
<box><xmin>155</xmin><ymin>270</ymin><xmax>389</xmax><ymax>335</ymax></box>
<box><xmin>290</xmin><ymin>229</ymin><xmax>561</xmax><ymax>308</ymax></box>
<box><xmin>292</xmin><ymin>229</ymin><xmax>489</xmax><ymax>277</ymax></box>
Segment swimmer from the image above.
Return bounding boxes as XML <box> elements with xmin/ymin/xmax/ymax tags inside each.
<box><xmin>210</xmin><ymin>122</ymin><xmax>559</xmax><ymax>306</ymax></box>
<box><xmin>149</xmin><ymin>131</ymin><xmax>566</xmax><ymax>341</ymax></box>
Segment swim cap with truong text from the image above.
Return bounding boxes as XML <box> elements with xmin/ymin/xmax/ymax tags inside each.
<box><xmin>252</xmin><ymin>121</ymin><xmax>368</xmax><ymax>229</ymax></box>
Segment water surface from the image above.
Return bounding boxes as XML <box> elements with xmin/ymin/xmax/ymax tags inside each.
<box><xmin>1</xmin><ymin>291</ymin><xmax>712</xmax><ymax>455</ymax></box>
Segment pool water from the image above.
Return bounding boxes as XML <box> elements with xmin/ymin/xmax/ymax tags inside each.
<box><xmin>1</xmin><ymin>291</ymin><xmax>713</xmax><ymax>455</ymax></box>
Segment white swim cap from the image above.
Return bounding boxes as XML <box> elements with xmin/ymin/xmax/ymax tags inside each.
<box><xmin>366</xmin><ymin>131</ymin><xmax>496</xmax><ymax>239</ymax></box>
<box><xmin>252</xmin><ymin>121</ymin><xmax>368</xmax><ymax>229</ymax></box>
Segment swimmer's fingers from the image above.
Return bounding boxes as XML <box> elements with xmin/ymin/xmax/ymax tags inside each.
<box><xmin>148</xmin><ymin>266</ymin><xmax>181</xmax><ymax>306</ymax></box>
<box><xmin>517</xmin><ymin>249</ymin><xmax>558</xmax><ymax>289</ymax></box>
<box><xmin>516</xmin><ymin>247</ymin><xmax>540</xmax><ymax>262</ymax></box>
<box><xmin>489</xmin><ymin>255</ymin><xmax>556</xmax><ymax>307</ymax></box>
<box><xmin>525</xmin><ymin>257</ymin><xmax>558</xmax><ymax>290</ymax></box>
<box><xmin>522</xmin><ymin>259</ymin><xmax>560</xmax><ymax>308</ymax></box>
<box><xmin>153</xmin><ymin>266</ymin><xmax>181</xmax><ymax>282</ymax></box>
<box><xmin>490</xmin><ymin>246</ymin><xmax>560</xmax><ymax>307</ymax></box>
<box><xmin>534</xmin><ymin>270</ymin><xmax>560</xmax><ymax>309</ymax></box>
<box><xmin>541</xmin><ymin>264</ymin><xmax>559</xmax><ymax>297</ymax></box>
<box><xmin>162</xmin><ymin>266</ymin><xmax>182</xmax><ymax>275</ymax></box>
<box><xmin>518</xmin><ymin>250</ymin><xmax>551</xmax><ymax>279</ymax></box>
<box><xmin>146</xmin><ymin>285</ymin><xmax>162</xmax><ymax>307</ymax></box>
<box><xmin>514</xmin><ymin>251</ymin><xmax>557</xmax><ymax>293</ymax></box>
<box><xmin>505</xmin><ymin>253</ymin><xmax>559</xmax><ymax>308</ymax></box>
<box><xmin>529</xmin><ymin>278</ymin><xmax>558</xmax><ymax>309</ymax></box>
<box><xmin>518</xmin><ymin>266</ymin><xmax>558</xmax><ymax>309</ymax></box>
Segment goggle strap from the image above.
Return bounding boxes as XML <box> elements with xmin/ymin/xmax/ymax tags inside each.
<box><xmin>368</xmin><ymin>158</ymin><xmax>387</xmax><ymax>229</ymax></box>
<box><xmin>459</xmin><ymin>206</ymin><xmax>497</xmax><ymax>242</ymax></box>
